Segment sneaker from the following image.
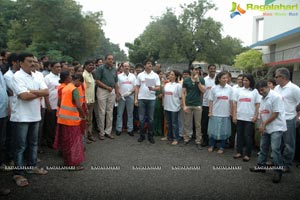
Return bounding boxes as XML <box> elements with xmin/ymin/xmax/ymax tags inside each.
<box><xmin>127</xmin><ymin>131</ymin><xmax>134</xmax><ymax>136</ymax></box>
<box><xmin>196</xmin><ymin>144</ymin><xmax>203</xmax><ymax>150</ymax></box>
<box><xmin>160</xmin><ymin>137</ymin><xmax>168</xmax><ymax>141</ymax></box>
<box><xmin>148</xmin><ymin>137</ymin><xmax>155</xmax><ymax>144</ymax></box>
<box><xmin>272</xmin><ymin>172</ymin><xmax>282</xmax><ymax>183</ymax></box>
<box><xmin>138</xmin><ymin>137</ymin><xmax>145</xmax><ymax>142</ymax></box>
<box><xmin>171</xmin><ymin>141</ymin><xmax>178</xmax><ymax>145</ymax></box>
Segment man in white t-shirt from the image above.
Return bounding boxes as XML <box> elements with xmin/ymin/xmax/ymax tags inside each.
<box><xmin>201</xmin><ymin>64</ymin><xmax>216</xmax><ymax>147</ymax></box>
<box><xmin>116</xmin><ymin>62</ymin><xmax>136</xmax><ymax>136</ymax></box>
<box><xmin>250</xmin><ymin>80</ymin><xmax>286</xmax><ymax>184</ymax></box>
<box><xmin>274</xmin><ymin>67</ymin><xmax>300</xmax><ymax>172</ymax></box>
<box><xmin>134</xmin><ymin>58</ymin><xmax>160</xmax><ymax>144</ymax></box>
<box><xmin>10</xmin><ymin>53</ymin><xmax>49</xmax><ymax>187</ymax></box>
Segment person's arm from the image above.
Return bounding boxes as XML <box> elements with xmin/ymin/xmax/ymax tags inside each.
<box><xmin>134</xmin><ymin>85</ymin><xmax>140</xmax><ymax>106</ymax></box>
<box><xmin>196</xmin><ymin>78</ymin><xmax>206</xmax><ymax>93</ymax></box>
<box><xmin>44</xmin><ymin>96</ymin><xmax>52</xmax><ymax>111</ymax></box>
<box><xmin>208</xmin><ymin>100</ymin><xmax>213</xmax><ymax>117</ymax></box>
<box><xmin>95</xmin><ymin>80</ymin><xmax>113</xmax><ymax>92</ymax></box>
<box><xmin>114</xmin><ymin>81</ymin><xmax>120</xmax><ymax>101</ymax></box>
<box><xmin>252</xmin><ymin>103</ymin><xmax>260</xmax><ymax>122</ymax></box>
<box><xmin>182</xmin><ymin>87</ymin><xmax>190</xmax><ymax>113</ymax></box>
<box><xmin>259</xmin><ymin>112</ymin><xmax>279</xmax><ymax>134</ymax></box>
<box><xmin>73</xmin><ymin>89</ymin><xmax>85</xmax><ymax>119</ymax></box>
<box><xmin>232</xmin><ymin>101</ymin><xmax>237</xmax><ymax>123</ymax></box>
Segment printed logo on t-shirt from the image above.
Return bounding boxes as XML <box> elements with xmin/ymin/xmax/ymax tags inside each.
<box><xmin>239</xmin><ymin>98</ymin><xmax>251</xmax><ymax>102</ymax></box>
<box><xmin>261</xmin><ymin>109</ymin><xmax>270</xmax><ymax>114</ymax></box>
<box><xmin>217</xmin><ymin>96</ymin><xmax>229</xmax><ymax>100</ymax></box>
<box><xmin>165</xmin><ymin>92</ymin><xmax>173</xmax><ymax>95</ymax></box>
<box><xmin>122</xmin><ymin>81</ymin><xmax>132</xmax><ymax>85</ymax></box>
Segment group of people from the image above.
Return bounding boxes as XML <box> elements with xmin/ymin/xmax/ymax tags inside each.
<box><xmin>0</xmin><ymin>50</ymin><xmax>300</xmax><ymax>193</ymax></box>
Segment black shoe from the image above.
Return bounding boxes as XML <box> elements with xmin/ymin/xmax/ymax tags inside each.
<box><xmin>200</xmin><ymin>142</ymin><xmax>208</xmax><ymax>147</ymax></box>
<box><xmin>116</xmin><ymin>131</ymin><xmax>121</xmax><ymax>136</ymax></box>
<box><xmin>249</xmin><ymin>166</ymin><xmax>266</xmax><ymax>173</ymax></box>
<box><xmin>127</xmin><ymin>131</ymin><xmax>134</xmax><ymax>136</ymax></box>
<box><xmin>138</xmin><ymin>137</ymin><xmax>145</xmax><ymax>142</ymax></box>
<box><xmin>148</xmin><ymin>137</ymin><xmax>155</xmax><ymax>144</ymax></box>
<box><xmin>0</xmin><ymin>188</ymin><xmax>10</xmax><ymax>196</ymax></box>
<box><xmin>196</xmin><ymin>144</ymin><xmax>203</xmax><ymax>150</ymax></box>
<box><xmin>272</xmin><ymin>172</ymin><xmax>282</xmax><ymax>183</ymax></box>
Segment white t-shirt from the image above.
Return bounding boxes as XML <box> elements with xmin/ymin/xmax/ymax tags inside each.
<box><xmin>260</xmin><ymin>89</ymin><xmax>287</xmax><ymax>133</ymax></box>
<box><xmin>136</xmin><ymin>70</ymin><xmax>160</xmax><ymax>100</ymax></box>
<box><xmin>43</xmin><ymin>72</ymin><xmax>60</xmax><ymax>109</ymax></box>
<box><xmin>10</xmin><ymin>69</ymin><xmax>48</xmax><ymax>122</ymax></box>
<box><xmin>209</xmin><ymin>84</ymin><xmax>233</xmax><ymax>117</ymax></box>
<box><xmin>202</xmin><ymin>75</ymin><xmax>215</xmax><ymax>107</ymax></box>
<box><xmin>164</xmin><ymin>82</ymin><xmax>182</xmax><ymax>112</ymax></box>
<box><xmin>118</xmin><ymin>72</ymin><xmax>136</xmax><ymax>95</ymax></box>
<box><xmin>274</xmin><ymin>81</ymin><xmax>300</xmax><ymax>120</ymax></box>
<box><xmin>233</xmin><ymin>87</ymin><xmax>261</xmax><ymax>122</ymax></box>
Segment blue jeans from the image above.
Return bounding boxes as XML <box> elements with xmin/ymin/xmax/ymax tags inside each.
<box><xmin>116</xmin><ymin>95</ymin><xmax>134</xmax><ymax>132</ymax></box>
<box><xmin>258</xmin><ymin>131</ymin><xmax>284</xmax><ymax>169</ymax></box>
<box><xmin>236</xmin><ymin>120</ymin><xmax>255</xmax><ymax>157</ymax></box>
<box><xmin>165</xmin><ymin>110</ymin><xmax>179</xmax><ymax>141</ymax></box>
<box><xmin>282</xmin><ymin>118</ymin><xmax>296</xmax><ymax>169</ymax></box>
<box><xmin>209</xmin><ymin>138</ymin><xmax>226</xmax><ymax>149</ymax></box>
<box><xmin>14</xmin><ymin>122</ymin><xmax>39</xmax><ymax>175</ymax></box>
<box><xmin>138</xmin><ymin>99</ymin><xmax>155</xmax><ymax>138</ymax></box>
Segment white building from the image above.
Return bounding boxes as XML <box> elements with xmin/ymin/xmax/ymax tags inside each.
<box><xmin>250</xmin><ymin>0</ymin><xmax>300</xmax><ymax>83</ymax></box>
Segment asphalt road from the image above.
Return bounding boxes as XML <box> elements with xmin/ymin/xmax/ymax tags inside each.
<box><xmin>1</xmin><ymin>131</ymin><xmax>300</xmax><ymax>200</ymax></box>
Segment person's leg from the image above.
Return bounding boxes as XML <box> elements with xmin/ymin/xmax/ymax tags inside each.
<box><xmin>138</xmin><ymin>100</ymin><xmax>146</xmax><ymax>141</ymax></box>
<box><xmin>201</xmin><ymin>106</ymin><xmax>209</xmax><ymax>146</ymax></box>
<box><xmin>236</xmin><ymin>120</ymin><xmax>245</xmax><ymax>155</ymax></box>
<box><xmin>116</xmin><ymin>98</ymin><xmax>125</xmax><ymax>133</ymax></box>
<box><xmin>165</xmin><ymin>110</ymin><xmax>172</xmax><ymax>140</ymax></box>
<box><xmin>282</xmin><ymin>118</ymin><xmax>296</xmax><ymax>170</ymax></box>
<box><xmin>96</xmin><ymin>88</ymin><xmax>108</xmax><ymax>137</ymax></box>
<box><xmin>105</xmin><ymin>92</ymin><xmax>116</xmax><ymax>136</ymax></box>
<box><xmin>86</xmin><ymin>103</ymin><xmax>95</xmax><ymax>139</ymax></box>
<box><xmin>14</xmin><ymin>122</ymin><xmax>29</xmax><ymax>176</ymax></box>
<box><xmin>27</xmin><ymin>122</ymin><xmax>39</xmax><ymax>167</ymax></box>
<box><xmin>126</xmin><ymin>95</ymin><xmax>134</xmax><ymax>133</ymax></box>
<box><xmin>171</xmin><ymin>111</ymin><xmax>179</xmax><ymax>141</ymax></box>
<box><xmin>147</xmin><ymin>100</ymin><xmax>156</xmax><ymax>143</ymax></box>
<box><xmin>244</xmin><ymin>121</ymin><xmax>255</xmax><ymax>157</ymax></box>
<box><xmin>193</xmin><ymin>106</ymin><xmax>202</xmax><ymax>145</ymax></box>
<box><xmin>183</xmin><ymin>108</ymin><xmax>192</xmax><ymax>142</ymax></box>
<box><xmin>257</xmin><ymin>133</ymin><xmax>270</xmax><ymax>166</ymax></box>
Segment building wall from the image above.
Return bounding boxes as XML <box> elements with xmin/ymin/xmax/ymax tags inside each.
<box><xmin>263</xmin><ymin>0</ymin><xmax>300</xmax><ymax>39</ymax></box>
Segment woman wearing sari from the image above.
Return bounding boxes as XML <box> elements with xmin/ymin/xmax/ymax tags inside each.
<box><xmin>57</xmin><ymin>74</ymin><xmax>86</xmax><ymax>170</ymax></box>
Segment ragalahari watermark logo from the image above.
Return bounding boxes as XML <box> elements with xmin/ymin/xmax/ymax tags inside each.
<box><xmin>230</xmin><ymin>2</ymin><xmax>246</xmax><ymax>18</ymax></box>
<box><xmin>230</xmin><ymin>2</ymin><xmax>299</xmax><ymax>18</ymax></box>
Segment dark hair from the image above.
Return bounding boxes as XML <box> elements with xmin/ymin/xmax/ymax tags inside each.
<box><xmin>215</xmin><ymin>71</ymin><xmax>228</xmax><ymax>85</ymax></box>
<box><xmin>182</xmin><ymin>69</ymin><xmax>191</xmax><ymax>76</ymax></box>
<box><xmin>50</xmin><ymin>61</ymin><xmax>60</xmax><ymax>68</ymax></box>
<box><xmin>156</xmin><ymin>70</ymin><xmax>162</xmax><ymax>75</ymax></box>
<box><xmin>72</xmin><ymin>73</ymin><xmax>84</xmax><ymax>82</ymax></box>
<box><xmin>143</xmin><ymin>58</ymin><xmax>153</xmax><ymax>66</ymax></box>
<box><xmin>18</xmin><ymin>52</ymin><xmax>34</xmax><ymax>62</ymax></box>
<box><xmin>72</xmin><ymin>61</ymin><xmax>80</xmax><ymax>66</ymax></box>
<box><xmin>43</xmin><ymin>61</ymin><xmax>52</xmax><ymax>69</ymax></box>
<box><xmin>40</xmin><ymin>55</ymin><xmax>48</xmax><ymax>61</ymax></box>
<box><xmin>135</xmin><ymin>63</ymin><xmax>143</xmax><ymax>69</ymax></box>
<box><xmin>242</xmin><ymin>74</ymin><xmax>255</xmax><ymax>90</ymax></box>
<box><xmin>105</xmin><ymin>54</ymin><xmax>113</xmax><ymax>60</ymax></box>
<box><xmin>59</xmin><ymin>70</ymin><xmax>70</xmax><ymax>83</ymax></box>
<box><xmin>276</xmin><ymin>67</ymin><xmax>290</xmax><ymax>80</ymax></box>
<box><xmin>95</xmin><ymin>57</ymin><xmax>103</xmax><ymax>63</ymax></box>
<box><xmin>84</xmin><ymin>60</ymin><xmax>94</xmax><ymax>69</ymax></box>
<box><xmin>7</xmin><ymin>53</ymin><xmax>18</xmax><ymax>67</ymax></box>
<box><xmin>171</xmin><ymin>70</ymin><xmax>181</xmax><ymax>83</ymax></box>
<box><xmin>207</xmin><ymin>64</ymin><xmax>216</xmax><ymax>70</ymax></box>
<box><xmin>256</xmin><ymin>80</ymin><xmax>268</xmax><ymax>90</ymax></box>
<box><xmin>268</xmin><ymin>78</ymin><xmax>277</xmax><ymax>87</ymax></box>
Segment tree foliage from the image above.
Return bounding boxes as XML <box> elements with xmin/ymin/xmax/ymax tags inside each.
<box><xmin>126</xmin><ymin>0</ymin><xmax>245</xmax><ymax>66</ymax></box>
<box><xmin>0</xmin><ymin>0</ymin><xmax>127</xmax><ymax>62</ymax></box>
<box><xmin>234</xmin><ymin>49</ymin><xmax>264</xmax><ymax>73</ymax></box>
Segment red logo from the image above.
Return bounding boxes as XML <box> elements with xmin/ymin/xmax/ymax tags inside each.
<box><xmin>165</xmin><ymin>92</ymin><xmax>173</xmax><ymax>95</ymax></box>
<box><xmin>261</xmin><ymin>110</ymin><xmax>270</xmax><ymax>114</ymax></box>
<box><xmin>122</xmin><ymin>81</ymin><xmax>132</xmax><ymax>84</ymax></box>
<box><xmin>217</xmin><ymin>96</ymin><xmax>229</xmax><ymax>100</ymax></box>
<box><xmin>239</xmin><ymin>98</ymin><xmax>251</xmax><ymax>102</ymax></box>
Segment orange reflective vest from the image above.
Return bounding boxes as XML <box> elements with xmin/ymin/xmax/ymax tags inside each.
<box><xmin>56</xmin><ymin>83</ymin><xmax>67</xmax><ymax>117</ymax></box>
<box><xmin>78</xmin><ymin>82</ymin><xmax>87</xmax><ymax>113</ymax></box>
<box><xmin>57</xmin><ymin>83</ymin><xmax>81</xmax><ymax>126</ymax></box>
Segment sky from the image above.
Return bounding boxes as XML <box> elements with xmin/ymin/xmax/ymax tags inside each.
<box><xmin>76</xmin><ymin>0</ymin><xmax>265</xmax><ymax>53</ymax></box>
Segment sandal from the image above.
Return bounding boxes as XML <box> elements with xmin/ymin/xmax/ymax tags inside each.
<box><xmin>233</xmin><ymin>153</ymin><xmax>242</xmax><ymax>159</ymax></box>
<box><xmin>26</xmin><ymin>167</ymin><xmax>48</xmax><ymax>175</ymax></box>
<box><xmin>74</xmin><ymin>165</ymin><xmax>84</xmax><ymax>171</ymax></box>
<box><xmin>13</xmin><ymin>175</ymin><xmax>29</xmax><ymax>187</ymax></box>
<box><xmin>208</xmin><ymin>147</ymin><xmax>214</xmax><ymax>152</ymax></box>
<box><xmin>243</xmin><ymin>156</ymin><xmax>250</xmax><ymax>162</ymax></box>
<box><xmin>217</xmin><ymin>149</ymin><xmax>224</xmax><ymax>154</ymax></box>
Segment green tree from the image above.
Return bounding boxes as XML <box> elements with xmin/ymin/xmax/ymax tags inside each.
<box><xmin>234</xmin><ymin>49</ymin><xmax>264</xmax><ymax>73</ymax></box>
